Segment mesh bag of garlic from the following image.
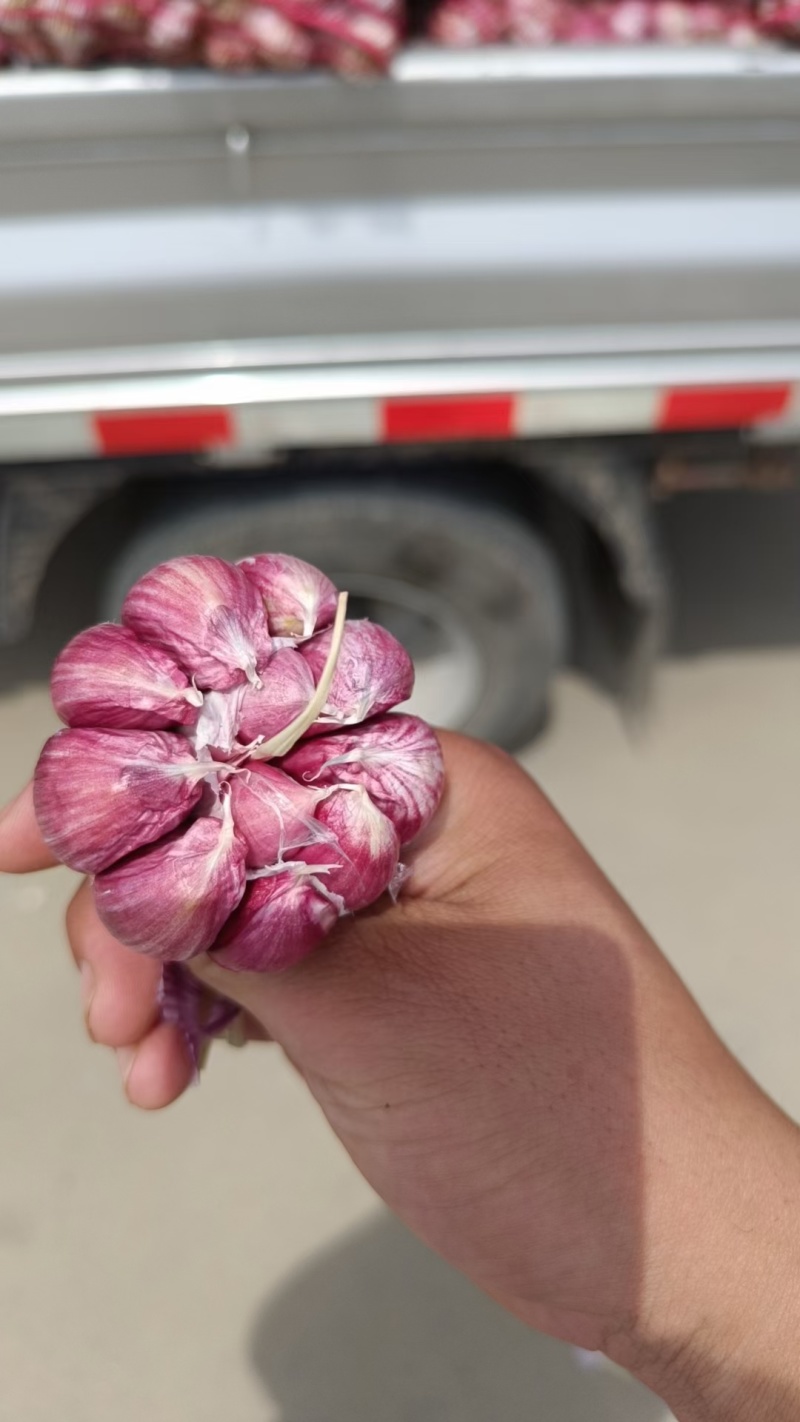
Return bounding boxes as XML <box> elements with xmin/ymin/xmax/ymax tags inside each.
<box><xmin>33</xmin><ymin>554</ymin><xmax>444</xmax><ymax>1068</ymax></box>
<box><xmin>426</xmin><ymin>0</ymin><xmax>762</xmax><ymax>45</ymax></box>
<box><xmin>0</xmin><ymin>0</ymin><xmax>401</xmax><ymax>73</ymax></box>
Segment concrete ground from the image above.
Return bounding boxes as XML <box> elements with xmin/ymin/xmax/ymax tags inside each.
<box><xmin>1</xmin><ymin>487</ymin><xmax>799</xmax><ymax>1422</ymax></box>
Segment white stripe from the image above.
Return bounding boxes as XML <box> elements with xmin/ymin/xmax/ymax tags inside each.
<box><xmin>766</xmin><ymin>383</ymin><xmax>800</xmax><ymax>431</ymax></box>
<box><xmin>517</xmin><ymin>387</ymin><xmax>660</xmax><ymax>437</ymax></box>
<box><xmin>235</xmin><ymin>399</ymin><xmax>377</xmax><ymax>449</ymax></box>
<box><xmin>0</xmin><ymin>411</ymin><xmax>93</xmax><ymax>460</ymax></box>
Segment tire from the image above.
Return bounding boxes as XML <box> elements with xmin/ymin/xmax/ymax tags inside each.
<box><xmin>104</xmin><ymin>480</ymin><xmax>568</xmax><ymax>750</ymax></box>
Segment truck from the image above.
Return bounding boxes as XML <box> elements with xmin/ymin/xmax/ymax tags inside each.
<box><xmin>2</xmin><ymin>42</ymin><xmax>800</xmax><ymax>746</ymax></box>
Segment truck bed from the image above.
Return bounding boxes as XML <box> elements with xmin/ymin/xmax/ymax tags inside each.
<box><xmin>3</xmin><ymin>46</ymin><xmax>800</xmax><ymax>458</ymax></box>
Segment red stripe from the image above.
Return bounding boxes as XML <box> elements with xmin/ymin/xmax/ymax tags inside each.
<box><xmin>382</xmin><ymin>394</ymin><xmax>514</xmax><ymax>443</ymax></box>
<box><xmin>658</xmin><ymin>384</ymin><xmax>791</xmax><ymax>432</ymax></box>
<box><xmin>94</xmin><ymin>408</ymin><xmax>233</xmax><ymax>457</ymax></box>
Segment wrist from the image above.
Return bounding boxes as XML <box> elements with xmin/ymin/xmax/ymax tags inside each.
<box><xmin>618</xmin><ymin>1296</ymin><xmax>800</xmax><ymax>1422</ymax></box>
<box><xmin>608</xmin><ymin>1091</ymin><xmax>800</xmax><ymax>1421</ymax></box>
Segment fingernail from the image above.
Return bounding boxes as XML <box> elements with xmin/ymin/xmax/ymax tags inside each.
<box><xmin>116</xmin><ymin>1046</ymin><xmax>137</xmax><ymax>1094</ymax></box>
<box><xmin>80</xmin><ymin>961</ymin><xmax>96</xmax><ymax>1036</ymax></box>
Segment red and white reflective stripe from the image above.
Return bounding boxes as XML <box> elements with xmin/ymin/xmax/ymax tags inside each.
<box><xmin>382</xmin><ymin>383</ymin><xmax>797</xmax><ymax>443</ymax></box>
<box><xmin>655</xmin><ymin>383</ymin><xmax>792</xmax><ymax>431</ymax></box>
<box><xmin>94</xmin><ymin>408</ymin><xmax>234</xmax><ymax>457</ymax></box>
<box><xmin>382</xmin><ymin>394</ymin><xmax>515</xmax><ymax>442</ymax></box>
<box><xmin>0</xmin><ymin>380</ymin><xmax>798</xmax><ymax>461</ymax></box>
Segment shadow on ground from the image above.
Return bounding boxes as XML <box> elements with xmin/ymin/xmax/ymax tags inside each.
<box><xmin>248</xmin><ymin>1214</ymin><xmax>667</xmax><ymax>1422</ymax></box>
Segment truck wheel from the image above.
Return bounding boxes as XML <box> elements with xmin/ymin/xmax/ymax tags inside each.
<box><xmin>104</xmin><ymin>482</ymin><xmax>568</xmax><ymax>749</ymax></box>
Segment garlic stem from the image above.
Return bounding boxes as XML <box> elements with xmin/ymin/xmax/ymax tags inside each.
<box><xmin>249</xmin><ymin>592</ymin><xmax>348</xmax><ymax>761</ymax></box>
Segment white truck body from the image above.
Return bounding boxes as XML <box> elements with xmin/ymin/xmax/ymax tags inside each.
<box><xmin>3</xmin><ymin>47</ymin><xmax>800</xmax><ymax>461</ymax></box>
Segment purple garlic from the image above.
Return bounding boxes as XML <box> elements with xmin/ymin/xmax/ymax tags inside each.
<box><xmin>242</xmin><ymin>5</ymin><xmax>314</xmax><ymax>67</ymax></box>
<box><xmin>280</xmin><ymin>713</ymin><xmax>445</xmax><ymax>845</ymax></box>
<box><xmin>158</xmin><ymin>962</ymin><xmax>242</xmax><ymax>1076</ymax></box>
<box><xmin>429</xmin><ymin>0</ymin><xmax>508</xmax><ymax>44</ymax></box>
<box><xmin>236</xmin><ymin>648</ymin><xmax>316</xmax><ymax>745</ymax></box>
<box><xmin>145</xmin><ymin>0</ymin><xmax>200</xmax><ymax>54</ymax></box>
<box><xmin>298</xmin><ymin>619</ymin><xmax>414</xmax><ymax>732</ymax></box>
<box><xmin>95</xmin><ymin>796</ymin><xmax>247</xmax><ymax>962</ymax></box>
<box><xmin>296</xmin><ymin>785</ymin><xmax>400</xmax><ymax>912</ymax></box>
<box><xmin>239</xmin><ymin>553</ymin><xmax>338</xmax><ymax>641</ymax></box>
<box><xmin>229</xmin><ymin>761</ymin><xmax>326</xmax><ymax>868</ymax></box>
<box><xmin>31</xmin><ymin>550</ymin><xmax>445</xmax><ymax>1069</ymax></box>
<box><xmin>505</xmin><ymin>0</ymin><xmax>560</xmax><ymax>41</ymax></box>
<box><xmin>51</xmin><ymin>623</ymin><xmax>203</xmax><ymax>731</ymax></box>
<box><xmin>212</xmin><ymin>865</ymin><xmax>340</xmax><ymax>972</ymax></box>
<box><xmin>122</xmin><ymin>554</ymin><xmax>273</xmax><ymax>691</ymax></box>
<box><xmin>33</xmin><ymin>727</ymin><xmax>209</xmax><ymax>874</ymax></box>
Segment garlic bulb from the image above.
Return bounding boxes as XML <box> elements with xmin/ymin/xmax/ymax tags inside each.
<box><xmin>33</xmin><ymin>551</ymin><xmax>445</xmax><ymax>1065</ymax></box>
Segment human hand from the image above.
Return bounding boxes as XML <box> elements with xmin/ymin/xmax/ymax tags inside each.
<box><xmin>3</xmin><ymin>732</ymin><xmax>800</xmax><ymax>1421</ymax></box>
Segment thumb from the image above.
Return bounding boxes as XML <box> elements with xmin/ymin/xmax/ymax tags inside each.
<box><xmin>187</xmin><ymin>906</ymin><xmax>395</xmax><ymax>1061</ymax></box>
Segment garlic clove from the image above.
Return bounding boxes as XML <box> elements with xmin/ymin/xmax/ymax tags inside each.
<box><xmin>94</xmin><ymin>797</ymin><xmax>247</xmax><ymax>962</ymax></box>
<box><xmin>33</xmin><ymin>727</ymin><xmax>209</xmax><ymax>874</ymax></box>
<box><xmin>279</xmin><ymin>713</ymin><xmax>444</xmax><ymax>844</ymax></box>
<box><xmin>295</xmin><ymin>784</ymin><xmax>400</xmax><ymax>911</ymax></box>
<box><xmin>51</xmin><ymin>622</ymin><xmax>203</xmax><ymax>730</ymax></box>
<box><xmin>229</xmin><ymin>761</ymin><xmax>326</xmax><ymax>867</ymax></box>
<box><xmin>211</xmin><ymin>866</ymin><xmax>339</xmax><ymax>972</ymax></box>
<box><xmin>298</xmin><ymin>619</ymin><xmax>414</xmax><ymax>732</ymax></box>
<box><xmin>122</xmin><ymin>555</ymin><xmax>272</xmax><ymax>691</ymax></box>
<box><xmin>193</xmin><ymin>686</ymin><xmax>247</xmax><ymax>757</ymax></box>
<box><xmin>247</xmin><ymin>592</ymin><xmax>348</xmax><ymax>761</ymax></box>
<box><xmin>239</xmin><ymin>553</ymin><xmax>338</xmax><ymax>641</ymax></box>
<box><xmin>236</xmin><ymin>648</ymin><xmax>315</xmax><ymax>746</ymax></box>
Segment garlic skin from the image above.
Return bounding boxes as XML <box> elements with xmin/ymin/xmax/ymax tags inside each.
<box><xmin>122</xmin><ymin>555</ymin><xmax>273</xmax><ymax>691</ymax></box>
<box><xmin>193</xmin><ymin>687</ymin><xmax>246</xmax><ymax>756</ymax></box>
<box><xmin>280</xmin><ymin>713</ymin><xmax>444</xmax><ymax>845</ymax></box>
<box><xmin>95</xmin><ymin>800</ymin><xmax>247</xmax><ymax>961</ymax></box>
<box><xmin>212</xmin><ymin>867</ymin><xmax>339</xmax><ymax>972</ymax></box>
<box><xmin>158</xmin><ymin>961</ymin><xmax>241</xmax><ymax>1075</ymax></box>
<box><xmin>239</xmin><ymin>553</ymin><xmax>338</xmax><ymax>640</ymax></box>
<box><xmin>33</xmin><ymin>727</ymin><xmax>207</xmax><ymax>874</ymax></box>
<box><xmin>298</xmin><ymin>619</ymin><xmax>414</xmax><ymax>731</ymax></box>
<box><xmin>236</xmin><ymin>648</ymin><xmax>315</xmax><ymax>746</ymax></box>
<box><xmin>296</xmin><ymin>785</ymin><xmax>400</xmax><ymax>911</ymax></box>
<box><xmin>51</xmin><ymin>623</ymin><xmax>203</xmax><ymax>730</ymax></box>
<box><xmin>229</xmin><ymin>762</ymin><xmax>325</xmax><ymax>868</ymax></box>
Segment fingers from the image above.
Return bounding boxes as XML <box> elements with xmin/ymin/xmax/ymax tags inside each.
<box><xmin>1</xmin><ymin>781</ymin><xmax>192</xmax><ymax>1109</ymax></box>
<box><xmin>66</xmin><ymin>879</ymin><xmax>162</xmax><ymax>1048</ymax></box>
<box><xmin>0</xmin><ymin>781</ymin><xmax>58</xmax><ymax>873</ymax></box>
<box><xmin>67</xmin><ymin>880</ymin><xmax>194</xmax><ymax>1108</ymax></box>
<box><xmin>118</xmin><ymin>1023</ymin><xmax>195</xmax><ymax>1111</ymax></box>
<box><xmin>65</xmin><ymin>879</ymin><xmax>248</xmax><ymax>1109</ymax></box>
